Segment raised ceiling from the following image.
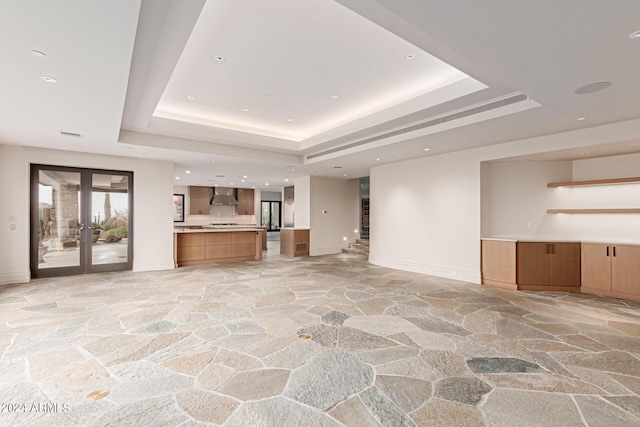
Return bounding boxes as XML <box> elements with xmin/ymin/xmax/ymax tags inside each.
<box><xmin>1</xmin><ymin>0</ymin><xmax>640</xmax><ymax>189</ymax></box>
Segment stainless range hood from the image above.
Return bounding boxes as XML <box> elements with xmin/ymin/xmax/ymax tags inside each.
<box><xmin>209</xmin><ymin>187</ymin><xmax>238</xmax><ymax>205</ymax></box>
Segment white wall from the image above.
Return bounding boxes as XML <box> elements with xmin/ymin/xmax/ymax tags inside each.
<box><xmin>309</xmin><ymin>177</ymin><xmax>359</xmax><ymax>256</ymax></box>
<box><xmin>294</xmin><ymin>176</ymin><xmax>311</xmax><ymax>228</ymax></box>
<box><xmin>370</xmin><ymin>151</ymin><xmax>481</xmax><ymax>283</ymax></box>
<box><xmin>260</xmin><ymin>190</ymin><xmax>282</xmax><ymax>202</ymax></box>
<box><xmin>482</xmin><ymin>161</ymin><xmax>573</xmax><ymax>239</ymax></box>
<box><xmin>569</xmin><ymin>153</ymin><xmax>640</xmax><ymax>243</ymax></box>
<box><xmin>0</xmin><ymin>145</ymin><xmax>175</xmax><ymax>285</ymax></box>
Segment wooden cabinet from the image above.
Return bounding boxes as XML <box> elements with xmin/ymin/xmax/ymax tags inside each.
<box><xmin>281</xmin><ymin>229</ymin><xmax>309</xmax><ymax>257</ymax></box>
<box><xmin>189</xmin><ymin>186</ymin><xmax>210</xmax><ymax>215</ymax></box>
<box><xmin>481</xmin><ymin>239</ymin><xmax>580</xmax><ymax>292</ymax></box>
<box><xmin>516</xmin><ymin>242</ymin><xmax>580</xmax><ymax>290</ymax></box>
<box><xmin>582</xmin><ymin>243</ymin><xmax>640</xmax><ymax>300</ymax></box>
<box><xmin>237</xmin><ymin>188</ymin><xmax>254</xmax><ymax>215</ymax></box>
<box><xmin>284</xmin><ymin>186</ymin><xmax>294</xmax><ymax>201</ymax></box>
<box><xmin>175</xmin><ymin>230</ymin><xmax>261</xmax><ymax>267</ymax></box>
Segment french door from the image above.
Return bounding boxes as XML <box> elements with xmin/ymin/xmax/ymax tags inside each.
<box><xmin>30</xmin><ymin>165</ymin><xmax>133</xmax><ymax>278</ymax></box>
<box><xmin>261</xmin><ymin>201</ymin><xmax>281</xmax><ymax>231</ymax></box>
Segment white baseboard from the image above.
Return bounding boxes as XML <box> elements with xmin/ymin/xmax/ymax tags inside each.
<box><xmin>133</xmin><ymin>259</ymin><xmax>175</xmax><ymax>272</ymax></box>
<box><xmin>369</xmin><ymin>255</ymin><xmax>481</xmax><ymax>284</ymax></box>
<box><xmin>0</xmin><ymin>270</ymin><xmax>31</xmax><ymax>286</ymax></box>
<box><xmin>310</xmin><ymin>246</ymin><xmax>343</xmax><ymax>256</ymax></box>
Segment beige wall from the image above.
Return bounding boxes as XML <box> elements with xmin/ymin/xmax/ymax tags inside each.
<box><xmin>309</xmin><ymin>176</ymin><xmax>359</xmax><ymax>256</ymax></box>
<box><xmin>0</xmin><ymin>145</ymin><xmax>175</xmax><ymax>285</ymax></box>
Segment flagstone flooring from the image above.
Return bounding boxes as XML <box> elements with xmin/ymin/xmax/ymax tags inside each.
<box><xmin>1</xmin><ymin>252</ymin><xmax>640</xmax><ymax>426</ymax></box>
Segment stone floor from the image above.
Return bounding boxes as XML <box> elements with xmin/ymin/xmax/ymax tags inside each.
<box><xmin>1</xmin><ymin>252</ymin><xmax>640</xmax><ymax>426</ymax></box>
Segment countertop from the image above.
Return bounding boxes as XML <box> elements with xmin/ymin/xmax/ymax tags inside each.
<box><xmin>482</xmin><ymin>237</ymin><xmax>640</xmax><ymax>246</ymax></box>
<box><xmin>174</xmin><ymin>226</ymin><xmax>263</xmax><ymax>233</ymax></box>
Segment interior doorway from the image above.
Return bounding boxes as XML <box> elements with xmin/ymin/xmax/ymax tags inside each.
<box><xmin>261</xmin><ymin>201</ymin><xmax>281</xmax><ymax>231</ymax></box>
<box><xmin>30</xmin><ymin>164</ymin><xmax>133</xmax><ymax>278</ymax></box>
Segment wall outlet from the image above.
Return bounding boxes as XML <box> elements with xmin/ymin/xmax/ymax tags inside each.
<box><xmin>10</xmin><ymin>224</ymin><xmax>16</xmax><ymax>230</ymax></box>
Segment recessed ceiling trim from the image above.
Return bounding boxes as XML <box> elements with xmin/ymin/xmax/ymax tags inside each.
<box><xmin>306</xmin><ymin>93</ymin><xmax>530</xmax><ymax>160</ymax></box>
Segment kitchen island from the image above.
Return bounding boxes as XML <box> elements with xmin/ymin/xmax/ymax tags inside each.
<box><xmin>173</xmin><ymin>227</ymin><xmax>263</xmax><ymax>267</ymax></box>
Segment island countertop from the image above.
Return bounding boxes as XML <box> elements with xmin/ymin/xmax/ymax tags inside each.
<box><xmin>174</xmin><ymin>226</ymin><xmax>264</xmax><ymax>233</ymax></box>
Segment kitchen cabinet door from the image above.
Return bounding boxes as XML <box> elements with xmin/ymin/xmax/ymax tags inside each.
<box><xmin>517</xmin><ymin>242</ymin><xmax>549</xmax><ymax>285</ymax></box>
<box><xmin>548</xmin><ymin>243</ymin><xmax>581</xmax><ymax>287</ymax></box>
<box><xmin>189</xmin><ymin>186</ymin><xmax>210</xmax><ymax>215</ymax></box>
<box><xmin>581</xmin><ymin>243</ymin><xmax>611</xmax><ymax>291</ymax></box>
<box><xmin>237</xmin><ymin>189</ymin><xmax>254</xmax><ymax>215</ymax></box>
<box><xmin>612</xmin><ymin>245</ymin><xmax>640</xmax><ymax>296</ymax></box>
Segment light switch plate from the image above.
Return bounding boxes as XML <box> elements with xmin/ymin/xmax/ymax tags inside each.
<box><xmin>8</xmin><ymin>216</ymin><xmax>18</xmax><ymax>224</ymax></box>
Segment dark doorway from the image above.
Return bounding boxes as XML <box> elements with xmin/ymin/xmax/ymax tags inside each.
<box><xmin>261</xmin><ymin>201</ymin><xmax>281</xmax><ymax>231</ymax></box>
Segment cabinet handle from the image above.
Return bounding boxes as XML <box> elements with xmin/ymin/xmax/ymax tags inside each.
<box><xmin>545</xmin><ymin>244</ymin><xmax>549</xmax><ymax>254</ymax></box>
<box><xmin>550</xmin><ymin>244</ymin><xmax>554</xmax><ymax>254</ymax></box>
<box><xmin>613</xmin><ymin>246</ymin><xmax>616</xmax><ymax>257</ymax></box>
<box><xmin>606</xmin><ymin>246</ymin><xmax>610</xmax><ymax>257</ymax></box>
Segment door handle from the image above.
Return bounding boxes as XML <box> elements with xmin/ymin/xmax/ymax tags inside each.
<box><xmin>606</xmin><ymin>246</ymin><xmax>609</xmax><ymax>257</ymax></box>
<box><xmin>79</xmin><ymin>223</ymin><xmax>86</xmax><ymax>231</ymax></box>
<box><xmin>549</xmin><ymin>244</ymin><xmax>554</xmax><ymax>254</ymax></box>
<box><xmin>545</xmin><ymin>244</ymin><xmax>549</xmax><ymax>254</ymax></box>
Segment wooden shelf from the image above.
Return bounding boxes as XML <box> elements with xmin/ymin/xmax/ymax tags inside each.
<box><xmin>548</xmin><ymin>177</ymin><xmax>640</xmax><ymax>188</ymax></box>
<box><xmin>547</xmin><ymin>208</ymin><xmax>640</xmax><ymax>214</ymax></box>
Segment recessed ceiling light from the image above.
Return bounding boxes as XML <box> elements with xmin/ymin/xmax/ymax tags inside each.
<box><xmin>175</xmin><ymin>176</ymin><xmax>180</xmax><ymax>180</ymax></box>
<box><xmin>331</xmin><ymin>94</ymin><xmax>339</xmax><ymax>99</ymax></box>
<box><xmin>405</xmin><ymin>53</ymin><xmax>416</xmax><ymax>60</ymax></box>
<box><xmin>291</xmin><ymin>168</ymin><xmax>296</xmax><ymax>172</ymax></box>
<box><xmin>376</xmin><ymin>158</ymin><xmax>380</xmax><ymax>161</ymax></box>
<box><xmin>211</xmin><ymin>160</ymin><xmax>216</xmax><ymax>163</ymax></box>
<box><xmin>252</xmin><ymin>186</ymin><xmax>255</xmax><ymax>189</ymax></box>
<box><xmin>576</xmin><ymin>116</ymin><xmax>587</xmax><ymax>121</ymax></box>
<box><xmin>574</xmin><ymin>81</ymin><xmax>611</xmax><ymax>95</ymax></box>
<box><xmin>40</xmin><ymin>75</ymin><xmax>57</xmax><ymax>83</ymax></box>
<box><xmin>242</xmin><ymin>108</ymin><xmax>250</xmax><ymax>112</ymax></box>
<box><xmin>185</xmin><ymin>170</ymin><xmax>191</xmax><ymax>174</ymax></box>
<box><xmin>286</xmin><ymin>118</ymin><xmax>293</xmax><ymax>122</ymax></box>
<box><xmin>243</xmin><ymin>175</ymin><xmax>247</xmax><ymax>178</ymax></box>
<box><xmin>30</xmin><ymin>50</ymin><xmax>46</xmax><ymax>57</ymax></box>
<box><xmin>343</xmin><ymin>173</ymin><xmax>347</xmax><ymax>177</ymax></box>
<box><xmin>214</xmin><ymin>184</ymin><xmax>218</xmax><ymax>187</ymax></box>
<box><xmin>241</xmin><ymin>179</ymin><xmax>245</xmax><ymax>182</ymax></box>
<box><xmin>230</xmin><ymin>182</ymin><xmax>234</xmax><ymax>185</ymax></box>
<box><xmin>629</xmin><ymin>29</ymin><xmax>640</xmax><ymax>39</ymax></box>
<box><xmin>265</xmin><ymin>183</ymin><xmax>269</xmax><ymax>186</ymax></box>
<box><xmin>187</xmin><ymin>96</ymin><xmax>196</xmax><ymax>100</ymax></box>
<box><xmin>424</xmin><ymin>148</ymin><xmax>431</xmax><ymax>151</ymax></box>
<box><xmin>215</xmin><ymin>55</ymin><xmax>225</xmax><ymax>62</ymax></box>
<box><xmin>284</xmin><ymin>179</ymin><xmax>289</xmax><ymax>182</ymax></box>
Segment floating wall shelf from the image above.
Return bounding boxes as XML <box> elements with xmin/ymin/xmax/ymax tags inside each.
<box><xmin>547</xmin><ymin>177</ymin><xmax>640</xmax><ymax>188</ymax></box>
<box><xmin>547</xmin><ymin>208</ymin><xmax>640</xmax><ymax>214</ymax></box>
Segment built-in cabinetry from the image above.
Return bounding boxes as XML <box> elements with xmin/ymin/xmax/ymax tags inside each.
<box><xmin>516</xmin><ymin>242</ymin><xmax>580</xmax><ymax>291</ymax></box>
<box><xmin>581</xmin><ymin>243</ymin><xmax>640</xmax><ymax>301</ymax></box>
<box><xmin>237</xmin><ymin>188</ymin><xmax>255</xmax><ymax>215</ymax></box>
<box><xmin>481</xmin><ymin>239</ymin><xmax>580</xmax><ymax>292</ymax></box>
<box><xmin>284</xmin><ymin>186</ymin><xmax>294</xmax><ymax>201</ymax></box>
<box><xmin>189</xmin><ymin>186</ymin><xmax>210</xmax><ymax>215</ymax></box>
<box><xmin>281</xmin><ymin>229</ymin><xmax>309</xmax><ymax>257</ymax></box>
<box><xmin>174</xmin><ymin>230</ymin><xmax>261</xmax><ymax>267</ymax></box>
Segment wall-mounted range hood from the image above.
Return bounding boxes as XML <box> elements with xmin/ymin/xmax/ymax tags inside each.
<box><xmin>209</xmin><ymin>187</ymin><xmax>238</xmax><ymax>205</ymax></box>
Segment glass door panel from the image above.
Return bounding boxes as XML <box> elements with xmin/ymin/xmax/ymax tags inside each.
<box><xmin>31</xmin><ymin>165</ymin><xmax>133</xmax><ymax>278</ymax></box>
<box><xmin>91</xmin><ymin>173</ymin><xmax>130</xmax><ymax>266</ymax></box>
<box><xmin>261</xmin><ymin>201</ymin><xmax>281</xmax><ymax>231</ymax></box>
<box><xmin>35</xmin><ymin>169</ymin><xmax>82</xmax><ymax>271</ymax></box>
<box><xmin>270</xmin><ymin>202</ymin><xmax>280</xmax><ymax>231</ymax></box>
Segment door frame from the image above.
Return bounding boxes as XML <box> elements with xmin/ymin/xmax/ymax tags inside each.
<box><xmin>30</xmin><ymin>164</ymin><xmax>134</xmax><ymax>278</ymax></box>
<box><xmin>260</xmin><ymin>200</ymin><xmax>282</xmax><ymax>232</ymax></box>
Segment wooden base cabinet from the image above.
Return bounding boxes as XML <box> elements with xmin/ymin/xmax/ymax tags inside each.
<box><xmin>516</xmin><ymin>242</ymin><xmax>581</xmax><ymax>291</ymax></box>
<box><xmin>581</xmin><ymin>243</ymin><xmax>640</xmax><ymax>301</ymax></box>
<box><xmin>481</xmin><ymin>240</ymin><xmax>580</xmax><ymax>292</ymax></box>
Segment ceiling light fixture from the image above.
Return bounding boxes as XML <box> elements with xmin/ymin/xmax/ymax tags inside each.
<box><xmin>241</xmin><ymin>179</ymin><xmax>245</xmax><ymax>182</ymax></box>
<box><xmin>574</xmin><ymin>81</ymin><xmax>611</xmax><ymax>95</ymax></box>
<box><xmin>211</xmin><ymin>160</ymin><xmax>216</xmax><ymax>163</ymax></box>
<box><xmin>40</xmin><ymin>75</ymin><xmax>57</xmax><ymax>83</ymax></box>
<box><xmin>286</xmin><ymin>118</ymin><xmax>293</xmax><ymax>122</ymax></box>
<box><xmin>185</xmin><ymin>170</ymin><xmax>191</xmax><ymax>174</ymax></box>
<box><xmin>331</xmin><ymin>94</ymin><xmax>339</xmax><ymax>99</ymax></box>
<box><xmin>243</xmin><ymin>175</ymin><xmax>247</xmax><ymax>178</ymax></box>
<box><xmin>405</xmin><ymin>53</ymin><xmax>416</xmax><ymax>60</ymax></box>
<box><xmin>30</xmin><ymin>49</ymin><xmax>46</xmax><ymax>57</ymax></box>
<box><xmin>424</xmin><ymin>148</ymin><xmax>431</xmax><ymax>151</ymax></box>
<box><xmin>376</xmin><ymin>158</ymin><xmax>380</xmax><ymax>161</ymax></box>
<box><xmin>265</xmin><ymin>183</ymin><xmax>269</xmax><ymax>186</ymax></box>
<box><xmin>291</xmin><ymin>168</ymin><xmax>296</xmax><ymax>172</ymax></box>
<box><xmin>284</xmin><ymin>179</ymin><xmax>289</xmax><ymax>182</ymax></box>
<box><xmin>252</xmin><ymin>186</ymin><xmax>255</xmax><ymax>189</ymax></box>
<box><xmin>242</xmin><ymin>108</ymin><xmax>250</xmax><ymax>112</ymax></box>
<box><xmin>343</xmin><ymin>173</ymin><xmax>347</xmax><ymax>177</ymax></box>
<box><xmin>629</xmin><ymin>29</ymin><xmax>640</xmax><ymax>39</ymax></box>
<box><xmin>215</xmin><ymin>55</ymin><xmax>225</xmax><ymax>62</ymax></box>
<box><xmin>187</xmin><ymin>96</ymin><xmax>196</xmax><ymax>100</ymax></box>
<box><xmin>576</xmin><ymin>116</ymin><xmax>587</xmax><ymax>121</ymax></box>
<box><xmin>175</xmin><ymin>177</ymin><xmax>180</xmax><ymax>180</ymax></box>
<box><xmin>230</xmin><ymin>182</ymin><xmax>234</xmax><ymax>185</ymax></box>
